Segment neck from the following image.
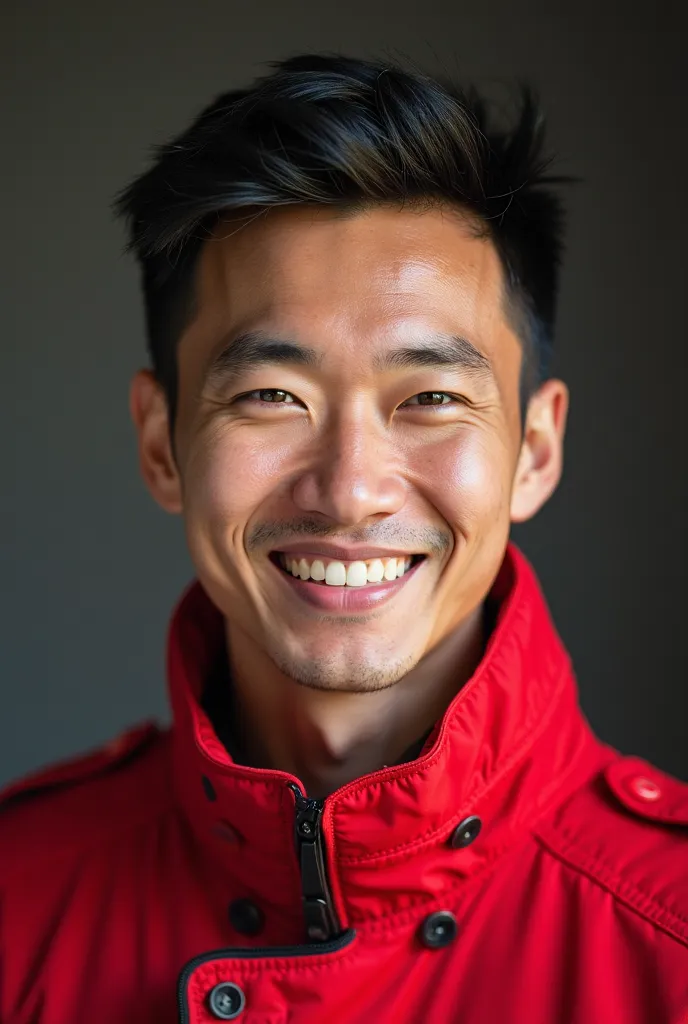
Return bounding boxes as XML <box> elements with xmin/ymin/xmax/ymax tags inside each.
<box><xmin>222</xmin><ymin>606</ymin><xmax>487</xmax><ymax>799</ymax></box>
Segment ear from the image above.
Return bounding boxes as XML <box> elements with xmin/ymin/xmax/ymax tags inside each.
<box><xmin>129</xmin><ymin>370</ymin><xmax>183</xmax><ymax>514</ymax></box>
<box><xmin>510</xmin><ymin>378</ymin><xmax>569</xmax><ymax>523</ymax></box>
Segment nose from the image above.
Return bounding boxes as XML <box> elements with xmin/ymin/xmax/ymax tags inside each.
<box><xmin>291</xmin><ymin>413</ymin><xmax>406</xmax><ymax>525</ymax></box>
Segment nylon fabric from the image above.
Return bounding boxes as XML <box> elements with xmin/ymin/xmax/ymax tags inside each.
<box><xmin>1</xmin><ymin>544</ymin><xmax>686</xmax><ymax>1023</ymax></box>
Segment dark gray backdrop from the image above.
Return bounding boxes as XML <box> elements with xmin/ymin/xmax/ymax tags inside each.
<box><xmin>3</xmin><ymin>0</ymin><xmax>686</xmax><ymax>787</ymax></box>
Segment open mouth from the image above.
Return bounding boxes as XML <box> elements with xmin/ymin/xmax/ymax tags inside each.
<box><xmin>270</xmin><ymin>552</ymin><xmax>426</xmax><ymax>588</ymax></box>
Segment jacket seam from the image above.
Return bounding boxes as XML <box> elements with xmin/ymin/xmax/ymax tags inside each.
<box><xmin>542</xmin><ymin>824</ymin><xmax>688</xmax><ymax>926</ymax></box>
<box><xmin>341</xmin><ymin>829</ymin><xmax>542</xmax><ymax>932</ymax></box>
<box><xmin>335</xmin><ymin>640</ymin><xmax>569</xmax><ymax>804</ymax></box>
<box><xmin>334</xmin><ymin>660</ymin><xmax>572</xmax><ymax>866</ymax></box>
<box><xmin>534</xmin><ymin>827</ymin><xmax>688</xmax><ymax>947</ymax></box>
<box><xmin>328</xmin><ymin>853</ymin><xmax>500</xmax><ymax>935</ymax></box>
<box><xmin>328</xmin><ymin>569</ymin><xmax>562</xmax><ymax>812</ymax></box>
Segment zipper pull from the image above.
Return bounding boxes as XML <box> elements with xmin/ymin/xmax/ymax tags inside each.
<box><xmin>290</xmin><ymin>785</ymin><xmax>341</xmax><ymax>943</ymax></box>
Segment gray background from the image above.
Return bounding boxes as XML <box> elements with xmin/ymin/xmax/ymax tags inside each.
<box><xmin>3</xmin><ymin>0</ymin><xmax>686</xmax><ymax>788</ymax></box>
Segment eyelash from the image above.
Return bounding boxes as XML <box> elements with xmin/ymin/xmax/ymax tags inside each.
<box><xmin>235</xmin><ymin>389</ymin><xmax>465</xmax><ymax>408</ymax></box>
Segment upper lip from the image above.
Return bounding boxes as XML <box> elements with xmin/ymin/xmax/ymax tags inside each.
<box><xmin>273</xmin><ymin>543</ymin><xmax>422</xmax><ymax>561</ymax></box>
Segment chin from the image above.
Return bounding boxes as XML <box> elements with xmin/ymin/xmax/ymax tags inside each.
<box><xmin>270</xmin><ymin>646</ymin><xmax>416</xmax><ymax>693</ymax></box>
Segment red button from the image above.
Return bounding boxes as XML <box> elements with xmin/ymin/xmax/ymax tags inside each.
<box><xmin>627</xmin><ymin>776</ymin><xmax>662</xmax><ymax>801</ymax></box>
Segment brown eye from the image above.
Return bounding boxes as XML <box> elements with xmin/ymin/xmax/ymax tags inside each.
<box><xmin>236</xmin><ymin>388</ymin><xmax>298</xmax><ymax>404</ymax></box>
<box><xmin>259</xmin><ymin>389</ymin><xmax>290</xmax><ymax>402</ymax></box>
<box><xmin>230</xmin><ymin>388</ymin><xmax>301</xmax><ymax>408</ymax></box>
<box><xmin>404</xmin><ymin>392</ymin><xmax>454</xmax><ymax>406</ymax></box>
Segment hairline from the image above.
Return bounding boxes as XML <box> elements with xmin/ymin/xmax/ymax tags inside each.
<box><xmin>163</xmin><ymin>199</ymin><xmax>536</xmax><ymax>440</ymax></box>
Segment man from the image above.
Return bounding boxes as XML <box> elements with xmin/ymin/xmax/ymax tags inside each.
<box><xmin>1</xmin><ymin>53</ymin><xmax>686</xmax><ymax>1024</ymax></box>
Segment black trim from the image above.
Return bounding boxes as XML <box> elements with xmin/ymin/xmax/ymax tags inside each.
<box><xmin>177</xmin><ymin>930</ymin><xmax>356</xmax><ymax>1022</ymax></box>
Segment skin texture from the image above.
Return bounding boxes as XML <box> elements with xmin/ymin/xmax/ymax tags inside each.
<box><xmin>131</xmin><ymin>204</ymin><xmax>568</xmax><ymax>796</ymax></box>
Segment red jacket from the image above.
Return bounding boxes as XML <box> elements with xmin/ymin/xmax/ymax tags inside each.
<box><xmin>1</xmin><ymin>545</ymin><xmax>687</xmax><ymax>1024</ymax></box>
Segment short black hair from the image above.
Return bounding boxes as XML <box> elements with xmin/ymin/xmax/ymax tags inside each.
<box><xmin>114</xmin><ymin>52</ymin><xmax>573</xmax><ymax>430</ymax></box>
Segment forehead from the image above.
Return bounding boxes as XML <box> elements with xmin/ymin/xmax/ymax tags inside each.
<box><xmin>187</xmin><ymin>204</ymin><xmax>519</xmax><ymax>369</ymax></box>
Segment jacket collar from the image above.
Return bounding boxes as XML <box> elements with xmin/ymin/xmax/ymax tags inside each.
<box><xmin>167</xmin><ymin>543</ymin><xmax>601</xmax><ymax>928</ymax></box>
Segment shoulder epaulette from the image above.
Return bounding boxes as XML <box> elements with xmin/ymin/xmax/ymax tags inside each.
<box><xmin>603</xmin><ymin>756</ymin><xmax>688</xmax><ymax>826</ymax></box>
<box><xmin>0</xmin><ymin>720</ymin><xmax>160</xmax><ymax>810</ymax></box>
<box><xmin>536</xmin><ymin>754</ymin><xmax>688</xmax><ymax>946</ymax></box>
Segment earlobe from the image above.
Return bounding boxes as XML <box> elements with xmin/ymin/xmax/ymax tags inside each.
<box><xmin>129</xmin><ymin>370</ymin><xmax>183</xmax><ymax>514</ymax></box>
<box><xmin>510</xmin><ymin>379</ymin><xmax>569</xmax><ymax>524</ymax></box>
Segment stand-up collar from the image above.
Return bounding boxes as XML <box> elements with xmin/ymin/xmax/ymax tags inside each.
<box><xmin>167</xmin><ymin>543</ymin><xmax>602</xmax><ymax>927</ymax></box>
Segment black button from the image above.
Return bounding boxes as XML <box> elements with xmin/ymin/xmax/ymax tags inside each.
<box><xmin>420</xmin><ymin>910</ymin><xmax>458</xmax><ymax>949</ymax></box>
<box><xmin>202</xmin><ymin>774</ymin><xmax>217</xmax><ymax>802</ymax></box>
<box><xmin>208</xmin><ymin>981</ymin><xmax>245</xmax><ymax>1019</ymax></box>
<box><xmin>450</xmin><ymin>815</ymin><xmax>482</xmax><ymax>848</ymax></box>
<box><xmin>229</xmin><ymin>898</ymin><xmax>265</xmax><ymax>937</ymax></box>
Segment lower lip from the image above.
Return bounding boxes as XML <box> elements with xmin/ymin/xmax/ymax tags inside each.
<box><xmin>271</xmin><ymin>558</ymin><xmax>424</xmax><ymax>613</ymax></box>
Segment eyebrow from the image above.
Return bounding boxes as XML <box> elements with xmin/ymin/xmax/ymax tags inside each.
<box><xmin>203</xmin><ymin>329</ymin><xmax>494</xmax><ymax>389</ymax></box>
<box><xmin>374</xmin><ymin>334</ymin><xmax>493</xmax><ymax>379</ymax></box>
<box><xmin>204</xmin><ymin>332</ymin><xmax>321</xmax><ymax>390</ymax></box>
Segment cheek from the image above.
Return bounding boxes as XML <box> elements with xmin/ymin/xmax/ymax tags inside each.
<box><xmin>183</xmin><ymin>429</ymin><xmax>287</xmax><ymax>534</ymax></box>
<box><xmin>418</xmin><ymin>430</ymin><xmax>511</xmax><ymax>531</ymax></box>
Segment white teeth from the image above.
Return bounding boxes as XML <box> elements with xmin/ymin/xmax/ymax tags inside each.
<box><xmin>346</xmin><ymin>561</ymin><xmax>368</xmax><ymax>587</ymax></box>
<box><xmin>280</xmin><ymin>553</ymin><xmax>417</xmax><ymax>586</ymax></box>
<box><xmin>324</xmin><ymin>561</ymin><xmax>347</xmax><ymax>586</ymax></box>
<box><xmin>298</xmin><ymin>558</ymin><xmax>310</xmax><ymax>581</ymax></box>
<box><xmin>310</xmin><ymin>559</ymin><xmax>326</xmax><ymax>581</ymax></box>
<box><xmin>366</xmin><ymin>559</ymin><xmax>385</xmax><ymax>583</ymax></box>
<box><xmin>383</xmin><ymin>558</ymin><xmax>398</xmax><ymax>581</ymax></box>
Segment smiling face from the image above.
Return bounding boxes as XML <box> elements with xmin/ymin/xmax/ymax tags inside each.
<box><xmin>131</xmin><ymin>203</ymin><xmax>567</xmax><ymax>692</ymax></box>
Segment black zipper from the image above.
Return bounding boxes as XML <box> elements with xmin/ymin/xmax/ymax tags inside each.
<box><xmin>289</xmin><ymin>782</ymin><xmax>343</xmax><ymax>943</ymax></box>
<box><xmin>177</xmin><ymin>784</ymin><xmax>348</xmax><ymax>1021</ymax></box>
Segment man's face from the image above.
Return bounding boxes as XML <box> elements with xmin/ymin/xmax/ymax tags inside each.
<box><xmin>134</xmin><ymin>204</ymin><xmax>566</xmax><ymax>691</ymax></box>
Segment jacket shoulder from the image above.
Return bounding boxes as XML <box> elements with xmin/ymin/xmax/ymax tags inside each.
<box><xmin>536</xmin><ymin>753</ymin><xmax>688</xmax><ymax>945</ymax></box>
<box><xmin>0</xmin><ymin>721</ymin><xmax>169</xmax><ymax>871</ymax></box>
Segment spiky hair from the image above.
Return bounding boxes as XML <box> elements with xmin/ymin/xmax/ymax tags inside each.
<box><xmin>115</xmin><ymin>52</ymin><xmax>572</xmax><ymax>426</ymax></box>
